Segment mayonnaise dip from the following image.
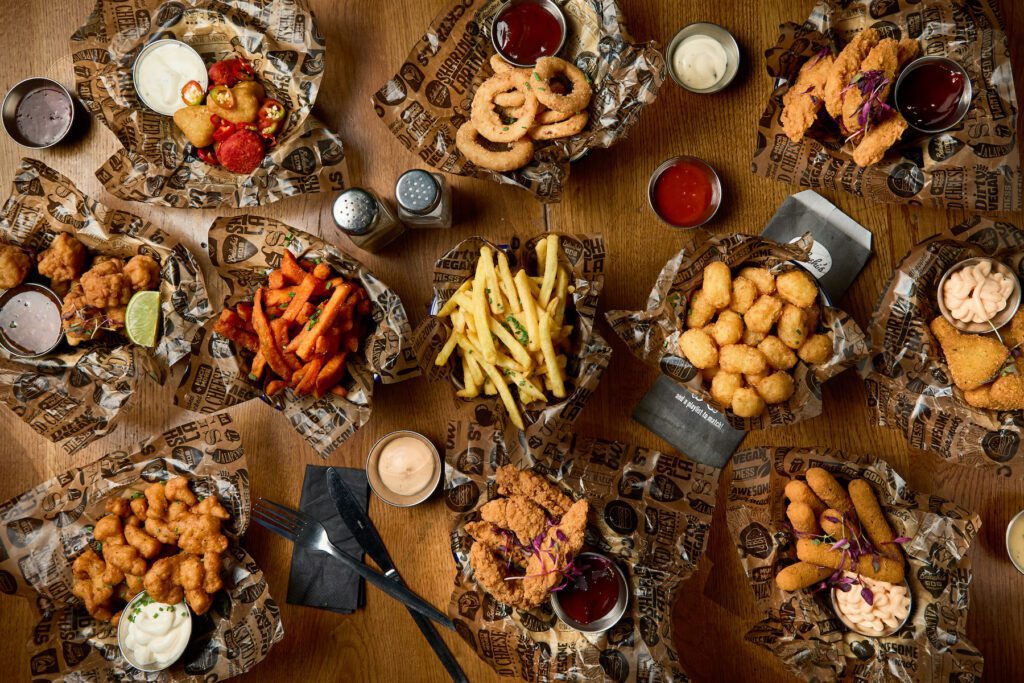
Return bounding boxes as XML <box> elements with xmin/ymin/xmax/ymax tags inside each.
<box><xmin>378</xmin><ymin>436</ymin><xmax>437</xmax><ymax>496</ymax></box>
<box><xmin>119</xmin><ymin>595</ymin><xmax>192</xmax><ymax>671</ymax></box>
<box><xmin>671</xmin><ymin>35</ymin><xmax>729</xmax><ymax>90</ymax></box>
<box><xmin>133</xmin><ymin>40</ymin><xmax>208</xmax><ymax>116</ymax></box>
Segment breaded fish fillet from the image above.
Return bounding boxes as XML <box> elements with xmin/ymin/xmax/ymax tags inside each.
<box><xmin>782</xmin><ymin>54</ymin><xmax>835</xmax><ymax>143</ymax></box>
<box><xmin>929</xmin><ymin>317</ymin><xmax>1009</xmax><ymax>391</ymax></box>
<box><xmin>823</xmin><ymin>28</ymin><xmax>880</xmax><ymax>118</ymax></box>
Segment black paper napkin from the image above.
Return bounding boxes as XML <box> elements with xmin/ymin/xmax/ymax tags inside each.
<box><xmin>287</xmin><ymin>465</ymin><xmax>367</xmax><ymax>613</ymax></box>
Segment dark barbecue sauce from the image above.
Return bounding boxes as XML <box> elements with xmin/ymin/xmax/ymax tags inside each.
<box><xmin>556</xmin><ymin>555</ymin><xmax>620</xmax><ymax>625</ymax></box>
<box><xmin>15</xmin><ymin>87</ymin><xmax>73</xmax><ymax>147</ymax></box>
<box><xmin>494</xmin><ymin>2</ymin><xmax>564</xmax><ymax>66</ymax></box>
<box><xmin>0</xmin><ymin>288</ymin><xmax>63</xmax><ymax>356</ymax></box>
<box><xmin>897</xmin><ymin>61</ymin><xmax>966</xmax><ymax>131</ymax></box>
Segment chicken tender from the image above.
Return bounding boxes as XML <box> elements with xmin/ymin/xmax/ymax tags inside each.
<box><xmin>929</xmin><ymin>317</ymin><xmax>1008</xmax><ymax>391</ymax></box>
<box><xmin>709</xmin><ymin>311</ymin><xmax>744</xmax><ymax>346</ymax></box>
<box><xmin>798</xmin><ymin>333</ymin><xmax>834</xmax><ymax>365</ymax></box>
<box><xmin>703</xmin><ymin>261</ymin><xmax>732</xmax><ymax>309</ymax></box>
<box><xmin>173</xmin><ymin>105</ymin><xmax>216</xmax><ymax>147</ymax></box>
<box><xmin>124</xmin><ymin>254</ymin><xmax>160</xmax><ymax>291</ymax></box>
<box><xmin>731</xmin><ymin>387</ymin><xmax>766</xmax><ymax>418</ymax></box>
<box><xmin>37</xmin><ymin>232</ymin><xmax>86</xmax><ymax>284</ymax></box>
<box><xmin>729</xmin><ymin>276</ymin><xmax>758</xmax><ymax>314</ymax></box>
<box><xmin>778</xmin><ymin>304</ymin><xmax>809</xmax><ymax>350</ymax></box>
<box><xmin>823</xmin><ymin>28</ymin><xmax>880</xmax><ymax>118</ymax></box>
<box><xmin>738</xmin><ymin>267</ymin><xmax>775</xmax><ymax>295</ymax></box>
<box><xmin>679</xmin><ymin>328</ymin><xmax>719</xmax><ymax>369</ymax></box>
<box><xmin>744</xmin><ymin>295</ymin><xmax>784</xmax><ymax>334</ymax></box>
<box><xmin>521</xmin><ymin>499</ymin><xmax>588</xmax><ymax>608</ymax></box>
<box><xmin>782</xmin><ymin>53</ymin><xmax>835</xmax><ymax>143</ymax></box>
<box><xmin>852</xmin><ymin>113</ymin><xmax>908</xmax><ymax>167</ymax></box>
<box><xmin>840</xmin><ymin>38</ymin><xmax>901</xmax><ymax>134</ymax></box>
<box><xmin>710</xmin><ymin>370</ymin><xmax>743</xmax><ymax>406</ymax></box>
<box><xmin>469</xmin><ymin>542</ymin><xmax>525</xmax><ymax>607</ymax></box>
<box><xmin>964</xmin><ymin>359</ymin><xmax>1024</xmax><ymax>410</ymax></box>
<box><xmin>753</xmin><ymin>371</ymin><xmax>796</xmax><ymax>404</ymax></box>
<box><xmin>80</xmin><ymin>258</ymin><xmax>133</xmax><ymax>308</ymax></box>
<box><xmin>758</xmin><ymin>336</ymin><xmax>798</xmax><ymax>370</ymax></box>
<box><xmin>480</xmin><ymin>496</ymin><xmax>547</xmax><ymax>545</ymax></box>
<box><xmin>720</xmin><ymin>344</ymin><xmax>768</xmax><ymax>376</ymax></box>
<box><xmin>776</xmin><ymin>270</ymin><xmax>818</xmax><ymax>308</ymax></box>
<box><xmin>686</xmin><ymin>289</ymin><xmax>716</xmax><ymax>329</ymax></box>
<box><xmin>0</xmin><ymin>245</ymin><xmax>31</xmax><ymax>289</ymax></box>
<box><xmin>495</xmin><ymin>465</ymin><xmax>571</xmax><ymax>516</ymax></box>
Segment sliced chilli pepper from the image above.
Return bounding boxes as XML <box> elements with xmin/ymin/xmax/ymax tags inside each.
<box><xmin>260</xmin><ymin>120</ymin><xmax>281</xmax><ymax>138</ymax></box>
<box><xmin>180</xmin><ymin>80</ymin><xmax>204</xmax><ymax>106</ymax></box>
<box><xmin>212</xmin><ymin>120</ymin><xmax>237</xmax><ymax>142</ymax></box>
<box><xmin>196</xmin><ymin>146</ymin><xmax>218</xmax><ymax>165</ymax></box>
<box><xmin>208</xmin><ymin>85</ymin><xmax>235</xmax><ymax>109</ymax></box>
<box><xmin>258</xmin><ymin>99</ymin><xmax>286</xmax><ymax>122</ymax></box>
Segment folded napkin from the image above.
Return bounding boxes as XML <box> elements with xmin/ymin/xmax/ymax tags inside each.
<box><xmin>287</xmin><ymin>465</ymin><xmax>367</xmax><ymax>613</ymax></box>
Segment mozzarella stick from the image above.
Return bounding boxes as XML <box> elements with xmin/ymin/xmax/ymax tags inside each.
<box><xmin>796</xmin><ymin>539</ymin><xmax>904</xmax><ymax>583</ymax></box>
<box><xmin>775</xmin><ymin>562</ymin><xmax>833</xmax><ymax>592</ymax></box>
<box><xmin>786</xmin><ymin>502</ymin><xmax>820</xmax><ymax>534</ymax></box>
<box><xmin>805</xmin><ymin>468</ymin><xmax>854</xmax><ymax>513</ymax></box>
<box><xmin>819</xmin><ymin>508</ymin><xmax>852</xmax><ymax>541</ymax></box>
<box><xmin>785</xmin><ymin>480</ymin><xmax>827</xmax><ymax>517</ymax></box>
<box><xmin>849</xmin><ymin>479</ymin><xmax>901</xmax><ymax>560</ymax></box>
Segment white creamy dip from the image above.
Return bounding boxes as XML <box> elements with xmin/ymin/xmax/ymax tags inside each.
<box><xmin>672</xmin><ymin>35</ymin><xmax>729</xmax><ymax>90</ymax></box>
<box><xmin>134</xmin><ymin>41</ymin><xmax>208</xmax><ymax>116</ymax></box>
<box><xmin>377</xmin><ymin>436</ymin><xmax>437</xmax><ymax>497</ymax></box>
<box><xmin>120</xmin><ymin>597</ymin><xmax>192</xmax><ymax>670</ymax></box>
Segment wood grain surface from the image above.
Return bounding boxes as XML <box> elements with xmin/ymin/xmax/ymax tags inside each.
<box><xmin>0</xmin><ymin>1</ymin><xmax>1022</xmax><ymax>681</ymax></box>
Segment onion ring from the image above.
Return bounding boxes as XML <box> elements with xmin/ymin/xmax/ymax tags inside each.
<box><xmin>494</xmin><ymin>91</ymin><xmax>526</xmax><ymax>107</ymax></box>
<box><xmin>529</xmin><ymin>111</ymin><xmax>589</xmax><ymax>140</ymax></box>
<box><xmin>530</xmin><ymin>57</ymin><xmax>592</xmax><ymax>113</ymax></box>
<box><xmin>490</xmin><ymin>54</ymin><xmax>512</xmax><ymax>73</ymax></box>
<box><xmin>536</xmin><ymin>108</ymin><xmax>574</xmax><ymax>124</ymax></box>
<box><xmin>456</xmin><ymin>122</ymin><xmax>534</xmax><ymax>171</ymax></box>
<box><xmin>471</xmin><ymin>72</ymin><xmax>538</xmax><ymax>143</ymax></box>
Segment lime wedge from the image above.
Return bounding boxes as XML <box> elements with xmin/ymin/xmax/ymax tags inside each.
<box><xmin>125</xmin><ymin>290</ymin><xmax>161</xmax><ymax>347</ymax></box>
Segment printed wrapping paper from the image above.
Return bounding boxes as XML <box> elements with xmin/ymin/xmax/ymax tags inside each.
<box><xmin>753</xmin><ymin>0</ymin><xmax>1020</xmax><ymax>212</ymax></box>
<box><xmin>414</xmin><ymin>233</ymin><xmax>610</xmax><ymax>449</ymax></box>
<box><xmin>861</xmin><ymin>217</ymin><xmax>1024</xmax><ymax>474</ymax></box>
<box><xmin>70</xmin><ymin>0</ymin><xmax>348</xmax><ymax>208</ymax></box>
<box><xmin>175</xmin><ymin>216</ymin><xmax>419</xmax><ymax>457</ymax></box>
<box><xmin>373</xmin><ymin>0</ymin><xmax>664</xmax><ymax>202</ymax></box>
<box><xmin>727</xmin><ymin>447</ymin><xmax>982</xmax><ymax>682</ymax></box>
<box><xmin>605</xmin><ymin>232</ymin><xmax>868</xmax><ymax>430</ymax></box>
<box><xmin>0</xmin><ymin>412</ymin><xmax>283</xmax><ymax>681</ymax></box>
<box><xmin>444</xmin><ymin>419</ymin><xmax>719</xmax><ymax>682</ymax></box>
<box><xmin>0</xmin><ymin>158</ymin><xmax>212</xmax><ymax>454</ymax></box>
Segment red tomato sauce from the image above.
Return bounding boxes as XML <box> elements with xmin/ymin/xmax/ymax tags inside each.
<box><xmin>652</xmin><ymin>159</ymin><xmax>716</xmax><ymax>227</ymax></box>
<box><xmin>494</xmin><ymin>2</ymin><xmax>564</xmax><ymax>65</ymax></box>
<box><xmin>556</xmin><ymin>555</ymin><xmax>620</xmax><ymax>625</ymax></box>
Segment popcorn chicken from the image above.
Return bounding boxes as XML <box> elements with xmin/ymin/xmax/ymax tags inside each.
<box><xmin>124</xmin><ymin>254</ymin><xmax>160</xmax><ymax>291</ymax></box>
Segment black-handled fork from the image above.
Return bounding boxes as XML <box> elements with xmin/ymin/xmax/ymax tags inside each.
<box><xmin>252</xmin><ymin>498</ymin><xmax>454</xmax><ymax>630</ymax></box>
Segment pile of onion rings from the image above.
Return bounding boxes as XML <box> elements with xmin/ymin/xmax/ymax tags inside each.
<box><xmin>455</xmin><ymin>55</ymin><xmax>592</xmax><ymax>172</ymax></box>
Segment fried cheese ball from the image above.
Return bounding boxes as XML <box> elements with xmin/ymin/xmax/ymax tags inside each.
<box><xmin>744</xmin><ymin>295</ymin><xmax>783</xmax><ymax>334</ymax></box>
<box><xmin>678</xmin><ymin>328</ymin><xmax>718</xmax><ymax>369</ymax></box>
<box><xmin>729</xmin><ymin>276</ymin><xmax>758</xmax><ymax>314</ymax></box>
<box><xmin>80</xmin><ymin>258</ymin><xmax>134</xmax><ymax>308</ymax></box>
<box><xmin>124</xmin><ymin>254</ymin><xmax>160</xmax><ymax>291</ymax></box>
<box><xmin>720</xmin><ymin>344</ymin><xmax>768</xmax><ymax>376</ymax></box>
<box><xmin>703</xmin><ymin>261</ymin><xmax>732</xmax><ymax>309</ymax></box>
<box><xmin>743</xmin><ymin>328</ymin><xmax>767</xmax><ymax>346</ymax></box>
<box><xmin>0</xmin><ymin>244</ymin><xmax>32</xmax><ymax>289</ymax></box>
<box><xmin>732</xmin><ymin>387</ymin><xmax>766</xmax><ymax>417</ymax></box>
<box><xmin>753</xmin><ymin>371</ymin><xmax>796</xmax><ymax>404</ymax></box>
<box><xmin>37</xmin><ymin>232</ymin><xmax>86</xmax><ymax>284</ymax></box>
<box><xmin>758</xmin><ymin>336</ymin><xmax>798</xmax><ymax>370</ymax></box>
<box><xmin>777</xmin><ymin>304</ymin><xmax>808</xmax><ymax>349</ymax></box>
<box><xmin>686</xmin><ymin>289</ymin><xmax>716</xmax><ymax>329</ymax></box>
<box><xmin>709</xmin><ymin>310</ymin><xmax>744</xmax><ymax>346</ymax></box>
<box><xmin>776</xmin><ymin>269</ymin><xmax>818</xmax><ymax>308</ymax></box>
<box><xmin>799</xmin><ymin>334</ymin><xmax>833</xmax><ymax>364</ymax></box>
<box><xmin>710</xmin><ymin>370</ymin><xmax>743</xmax><ymax>405</ymax></box>
<box><xmin>738</xmin><ymin>267</ymin><xmax>775</xmax><ymax>295</ymax></box>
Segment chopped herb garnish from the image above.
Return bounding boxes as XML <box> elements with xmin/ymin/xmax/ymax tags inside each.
<box><xmin>8</xmin><ymin>321</ymin><xmax>15</xmax><ymax>329</ymax></box>
<box><xmin>130</xmin><ymin>492</ymin><xmax>144</xmax><ymax>500</ymax></box>
<box><xmin>506</xmin><ymin>315</ymin><xmax>528</xmax><ymax>344</ymax></box>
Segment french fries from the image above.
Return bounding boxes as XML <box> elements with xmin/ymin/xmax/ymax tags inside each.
<box><xmin>213</xmin><ymin>252</ymin><xmax>371</xmax><ymax>399</ymax></box>
<box><xmin>436</xmin><ymin>236</ymin><xmax>573</xmax><ymax>429</ymax></box>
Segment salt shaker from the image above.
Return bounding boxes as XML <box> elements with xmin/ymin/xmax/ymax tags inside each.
<box><xmin>394</xmin><ymin>169</ymin><xmax>452</xmax><ymax>228</ymax></box>
<box><xmin>331</xmin><ymin>187</ymin><xmax>406</xmax><ymax>253</ymax></box>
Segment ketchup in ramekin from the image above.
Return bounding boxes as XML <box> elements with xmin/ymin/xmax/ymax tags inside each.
<box><xmin>648</xmin><ymin>156</ymin><xmax>722</xmax><ymax>229</ymax></box>
<box><xmin>492</xmin><ymin>0</ymin><xmax>567</xmax><ymax>67</ymax></box>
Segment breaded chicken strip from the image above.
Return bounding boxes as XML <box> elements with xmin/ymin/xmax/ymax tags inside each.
<box><xmin>964</xmin><ymin>359</ymin><xmax>1024</xmax><ymax>410</ymax></box>
<box><xmin>930</xmin><ymin>317</ymin><xmax>1009</xmax><ymax>391</ymax></box>
<box><xmin>495</xmin><ymin>465</ymin><xmax>571</xmax><ymax>516</ymax></box>
<box><xmin>852</xmin><ymin>112</ymin><xmax>908</xmax><ymax>167</ymax></box>
<box><xmin>480</xmin><ymin>495</ymin><xmax>547</xmax><ymax>546</ymax></box>
<box><xmin>823</xmin><ymin>28</ymin><xmax>880</xmax><ymax>118</ymax></box>
<box><xmin>1002</xmin><ymin>310</ymin><xmax>1024</xmax><ymax>349</ymax></box>
<box><xmin>465</xmin><ymin>521</ymin><xmax>530</xmax><ymax>567</ymax></box>
<box><xmin>521</xmin><ymin>499</ymin><xmax>589</xmax><ymax>608</ymax></box>
<box><xmin>840</xmin><ymin>38</ymin><xmax>901</xmax><ymax>133</ymax></box>
<box><xmin>469</xmin><ymin>542</ymin><xmax>525</xmax><ymax>607</ymax></box>
<box><xmin>782</xmin><ymin>54</ymin><xmax>835</xmax><ymax>143</ymax></box>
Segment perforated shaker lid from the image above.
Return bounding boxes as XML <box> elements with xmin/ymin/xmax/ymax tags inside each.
<box><xmin>332</xmin><ymin>188</ymin><xmax>378</xmax><ymax>235</ymax></box>
<box><xmin>395</xmin><ymin>170</ymin><xmax>440</xmax><ymax>215</ymax></box>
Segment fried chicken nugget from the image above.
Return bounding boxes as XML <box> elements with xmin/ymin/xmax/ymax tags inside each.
<box><xmin>686</xmin><ymin>289</ymin><xmax>716</xmax><ymax>329</ymax></box>
<box><xmin>709</xmin><ymin>311</ymin><xmax>744</xmax><ymax>346</ymax></box>
<box><xmin>72</xmin><ymin>548</ymin><xmax>117</xmax><ymax>620</ymax></box>
<box><xmin>798</xmin><ymin>334</ymin><xmax>833</xmax><ymax>365</ymax></box>
<box><xmin>823</xmin><ymin>28</ymin><xmax>880</xmax><ymax>118</ymax></box>
<box><xmin>758</xmin><ymin>336</ymin><xmax>797</xmax><ymax>370</ymax></box>
<box><xmin>37</xmin><ymin>232</ymin><xmax>86</xmax><ymax>285</ymax></box>
<box><xmin>753</xmin><ymin>371</ymin><xmax>795</xmax><ymax>404</ymax></box>
<box><xmin>480</xmin><ymin>496</ymin><xmax>547</xmax><ymax>546</ymax></box>
<box><xmin>144</xmin><ymin>556</ymin><xmax>185</xmax><ymax>605</ymax></box>
<box><xmin>778</xmin><ymin>305</ymin><xmax>809</xmax><ymax>350</ymax></box>
<box><xmin>731</xmin><ymin>387</ymin><xmax>765</xmax><ymax>418</ymax></box>
<box><xmin>105</xmin><ymin>498</ymin><xmax>132</xmax><ymax>518</ymax></box>
<box><xmin>786</xmin><ymin>501</ymin><xmax>819</xmax><ymax>534</ymax></box>
<box><xmin>729</xmin><ymin>277</ymin><xmax>758</xmax><ymax>314</ymax></box>
<box><xmin>124</xmin><ymin>254</ymin><xmax>160</xmax><ymax>292</ymax></box>
<box><xmin>738</xmin><ymin>267</ymin><xmax>775</xmax><ymax>295</ymax></box>
<box><xmin>679</xmin><ymin>328</ymin><xmax>719</xmax><ymax>369</ymax></box>
<box><xmin>785</xmin><ymin>480</ymin><xmax>826</xmax><ymax>517</ymax></box>
<box><xmin>719</xmin><ymin>344</ymin><xmax>768</xmax><ymax>376</ymax></box>
<box><xmin>495</xmin><ymin>466</ymin><xmax>571</xmax><ymax>516</ymax></box>
<box><xmin>710</xmin><ymin>370</ymin><xmax>743</xmax><ymax>406</ymax></box>
<box><xmin>703</xmin><ymin>261</ymin><xmax>732</xmax><ymax>309</ymax></box>
<box><xmin>103</xmin><ymin>542</ymin><xmax>147</xmax><ymax>576</ymax></box>
<box><xmin>80</xmin><ymin>258</ymin><xmax>134</xmax><ymax>308</ymax></box>
<box><xmin>94</xmin><ymin>514</ymin><xmax>126</xmax><ymax>545</ymax></box>
<box><xmin>852</xmin><ymin>112</ymin><xmax>908</xmax><ymax>167</ymax></box>
<box><xmin>776</xmin><ymin>270</ymin><xmax>818</xmax><ymax>308</ymax></box>
<box><xmin>166</xmin><ymin>477</ymin><xmax>198</xmax><ymax>505</ymax></box>
<box><xmin>744</xmin><ymin>295</ymin><xmax>784</xmax><ymax>334</ymax></box>
<box><xmin>849</xmin><ymin>479</ymin><xmax>901</xmax><ymax>560</ymax></box>
<box><xmin>0</xmin><ymin>245</ymin><xmax>31</xmax><ymax>289</ymax></box>
<box><xmin>145</xmin><ymin>482</ymin><xmax>169</xmax><ymax>518</ymax></box>
<box><xmin>805</xmin><ymin>468</ymin><xmax>854</xmax><ymax>513</ymax></box>
<box><xmin>130</xmin><ymin>496</ymin><xmax>148</xmax><ymax>519</ymax></box>
<box><xmin>125</xmin><ymin>523</ymin><xmax>161</xmax><ymax>559</ymax></box>
<box><xmin>782</xmin><ymin>53</ymin><xmax>835</xmax><ymax>143</ymax></box>
<box><xmin>929</xmin><ymin>317</ymin><xmax>1008</xmax><ymax>391</ymax></box>
<box><xmin>775</xmin><ymin>561</ymin><xmax>833</xmax><ymax>591</ymax></box>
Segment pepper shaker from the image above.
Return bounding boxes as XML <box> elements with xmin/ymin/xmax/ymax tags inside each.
<box><xmin>331</xmin><ymin>187</ymin><xmax>406</xmax><ymax>253</ymax></box>
<box><xmin>394</xmin><ymin>169</ymin><xmax>452</xmax><ymax>228</ymax></box>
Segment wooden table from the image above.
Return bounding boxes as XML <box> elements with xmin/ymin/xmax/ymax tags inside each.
<box><xmin>1</xmin><ymin>1</ymin><xmax>1022</xmax><ymax>681</ymax></box>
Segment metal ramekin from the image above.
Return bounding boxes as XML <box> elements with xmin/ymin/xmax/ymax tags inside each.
<box><xmin>132</xmin><ymin>38</ymin><xmax>208</xmax><ymax>116</ymax></box>
<box><xmin>490</xmin><ymin>0</ymin><xmax>567</xmax><ymax>68</ymax></box>
<box><xmin>366</xmin><ymin>430</ymin><xmax>443</xmax><ymax>507</ymax></box>
<box><xmin>665</xmin><ymin>22</ymin><xmax>741</xmax><ymax>93</ymax></box>
<box><xmin>647</xmin><ymin>155</ymin><xmax>723</xmax><ymax>229</ymax></box>
<box><xmin>1</xmin><ymin>77</ymin><xmax>75</xmax><ymax>148</ymax></box>
<box><xmin>0</xmin><ymin>282</ymin><xmax>65</xmax><ymax>358</ymax></box>
<box><xmin>550</xmin><ymin>552</ymin><xmax>629</xmax><ymax>633</ymax></box>
<box><xmin>1006</xmin><ymin>509</ymin><xmax>1024</xmax><ymax>575</ymax></box>
<box><xmin>116</xmin><ymin>592</ymin><xmax>192</xmax><ymax>672</ymax></box>
<box><xmin>936</xmin><ymin>257</ymin><xmax>1021</xmax><ymax>334</ymax></box>
<box><xmin>830</xmin><ymin>577</ymin><xmax>914</xmax><ymax>638</ymax></box>
<box><xmin>894</xmin><ymin>56</ymin><xmax>972</xmax><ymax>134</ymax></box>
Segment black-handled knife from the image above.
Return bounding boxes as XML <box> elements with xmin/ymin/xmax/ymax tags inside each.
<box><xmin>327</xmin><ymin>468</ymin><xmax>468</xmax><ymax>683</ymax></box>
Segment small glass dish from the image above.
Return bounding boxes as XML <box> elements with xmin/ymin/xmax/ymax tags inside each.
<box><xmin>936</xmin><ymin>257</ymin><xmax>1021</xmax><ymax>334</ymax></box>
<box><xmin>366</xmin><ymin>430</ymin><xmax>442</xmax><ymax>507</ymax></box>
<box><xmin>117</xmin><ymin>593</ymin><xmax>192</xmax><ymax>672</ymax></box>
<box><xmin>1006</xmin><ymin>509</ymin><xmax>1024</xmax><ymax>575</ymax></box>
<box><xmin>131</xmin><ymin>39</ymin><xmax>208</xmax><ymax>116</ymax></box>
<box><xmin>830</xmin><ymin>577</ymin><xmax>913</xmax><ymax>638</ymax></box>
<box><xmin>1</xmin><ymin>77</ymin><xmax>76</xmax><ymax>148</ymax></box>
<box><xmin>665</xmin><ymin>23</ymin><xmax>740</xmax><ymax>93</ymax></box>
<box><xmin>0</xmin><ymin>282</ymin><xmax>65</xmax><ymax>358</ymax></box>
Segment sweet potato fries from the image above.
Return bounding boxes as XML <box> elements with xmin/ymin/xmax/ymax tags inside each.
<box><xmin>213</xmin><ymin>250</ymin><xmax>371</xmax><ymax>399</ymax></box>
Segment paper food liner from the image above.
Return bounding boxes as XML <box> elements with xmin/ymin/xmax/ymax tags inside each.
<box><xmin>444</xmin><ymin>418</ymin><xmax>718</xmax><ymax>682</ymax></box>
<box><xmin>0</xmin><ymin>158</ymin><xmax>212</xmax><ymax>454</ymax></box>
<box><xmin>0</xmin><ymin>412</ymin><xmax>283</xmax><ymax>681</ymax></box>
<box><xmin>725</xmin><ymin>447</ymin><xmax>983</xmax><ymax>682</ymax></box>
<box><xmin>605</xmin><ymin>232</ymin><xmax>868</xmax><ymax>430</ymax></box>
<box><xmin>752</xmin><ymin>0</ymin><xmax>1021</xmax><ymax>212</ymax></box>
<box><xmin>70</xmin><ymin>0</ymin><xmax>348</xmax><ymax>209</ymax></box>
<box><xmin>414</xmin><ymin>233</ymin><xmax>610</xmax><ymax>450</ymax></box>
<box><xmin>372</xmin><ymin>0</ymin><xmax>664</xmax><ymax>203</ymax></box>
<box><xmin>860</xmin><ymin>217</ymin><xmax>1024</xmax><ymax>473</ymax></box>
<box><xmin>175</xmin><ymin>216</ymin><xmax>419</xmax><ymax>458</ymax></box>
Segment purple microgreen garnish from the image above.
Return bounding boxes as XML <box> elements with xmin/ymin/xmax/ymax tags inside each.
<box><xmin>890</xmin><ymin>536</ymin><xmax>912</xmax><ymax>544</ymax></box>
<box><xmin>831</xmin><ymin>538</ymin><xmax>850</xmax><ymax>551</ymax></box>
<box><xmin>871</xmin><ymin>554</ymin><xmax>881</xmax><ymax>573</ymax></box>
<box><xmin>860</xmin><ymin>586</ymin><xmax>874</xmax><ymax>606</ymax></box>
<box><xmin>555</xmin><ymin>529</ymin><xmax>567</xmax><ymax>543</ymax></box>
<box><xmin>825</xmin><ymin>516</ymin><xmax>841</xmax><ymax>524</ymax></box>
